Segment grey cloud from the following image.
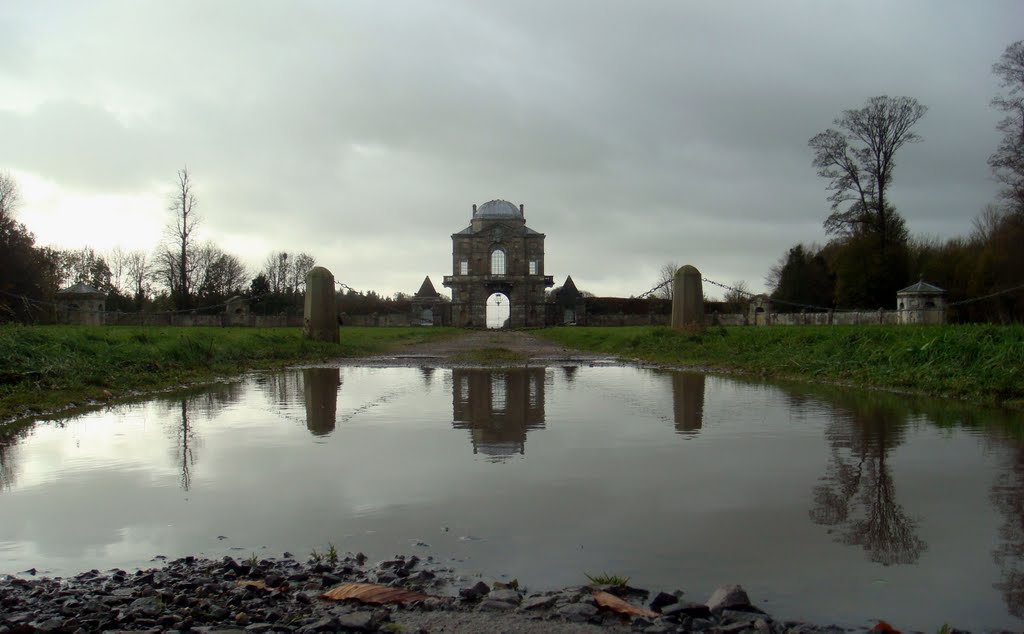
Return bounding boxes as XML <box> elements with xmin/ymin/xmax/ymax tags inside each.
<box><xmin>3</xmin><ymin>0</ymin><xmax>1022</xmax><ymax>296</ymax></box>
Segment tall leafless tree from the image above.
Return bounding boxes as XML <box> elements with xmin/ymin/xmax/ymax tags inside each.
<box><xmin>0</xmin><ymin>170</ymin><xmax>20</xmax><ymax>221</ymax></box>
<box><xmin>125</xmin><ymin>250</ymin><xmax>150</xmax><ymax>303</ymax></box>
<box><xmin>809</xmin><ymin>96</ymin><xmax>927</xmax><ymax>250</ymax></box>
<box><xmin>168</xmin><ymin>167</ymin><xmax>199</xmax><ymax>309</ymax></box>
<box><xmin>656</xmin><ymin>261</ymin><xmax>679</xmax><ymax>300</ymax></box>
<box><xmin>991</xmin><ymin>40</ymin><xmax>1024</xmax><ymax>214</ymax></box>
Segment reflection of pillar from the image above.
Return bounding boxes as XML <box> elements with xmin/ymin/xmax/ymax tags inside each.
<box><xmin>304</xmin><ymin>368</ymin><xmax>340</xmax><ymax>436</ymax></box>
<box><xmin>452</xmin><ymin>368</ymin><xmax>546</xmax><ymax>461</ymax></box>
<box><xmin>670</xmin><ymin>372</ymin><xmax>705</xmax><ymax>435</ymax></box>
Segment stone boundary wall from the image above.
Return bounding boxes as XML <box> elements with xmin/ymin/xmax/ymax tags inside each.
<box><xmin>102</xmin><ymin>313</ymin><xmax>303</xmax><ymax>328</ymax></box>
<box><xmin>584</xmin><ymin>313</ymin><xmax>669</xmax><ymax>327</ymax></box>
<box><xmin>89</xmin><ymin>307</ymin><xmax>900</xmax><ymax>328</ymax></box>
<box><xmin>709</xmin><ymin>310</ymin><xmax>899</xmax><ymax>326</ymax></box>
<box><xmin>341</xmin><ymin>313</ymin><xmax>414</xmax><ymax>327</ymax></box>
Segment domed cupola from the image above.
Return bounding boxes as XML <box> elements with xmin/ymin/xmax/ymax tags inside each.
<box><xmin>474</xmin><ymin>199</ymin><xmax>523</xmax><ymax>219</ymax></box>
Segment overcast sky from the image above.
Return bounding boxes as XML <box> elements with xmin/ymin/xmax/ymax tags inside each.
<box><xmin>2</xmin><ymin>1</ymin><xmax>1020</xmax><ymax>298</ymax></box>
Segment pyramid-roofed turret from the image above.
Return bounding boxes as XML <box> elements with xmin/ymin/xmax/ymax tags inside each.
<box><xmin>415</xmin><ymin>276</ymin><xmax>440</xmax><ymax>298</ymax></box>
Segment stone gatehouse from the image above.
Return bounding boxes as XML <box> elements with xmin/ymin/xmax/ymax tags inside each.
<box><xmin>442</xmin><ymin>199</ymin><xmax>554</xmax><ymax>328</ymax></box>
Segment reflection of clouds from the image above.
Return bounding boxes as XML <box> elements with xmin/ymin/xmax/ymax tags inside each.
<box><xmin>807</xmin><ymin>399</ymin><xmax>925</xmax><ymax>566</ymax></box>
<box><xmin>452</xmin><ymin>368</ymin><xmax>546</xmax><ymax>461</ymax></box>
<box><xmin>0</xmin><ymin>460</ymin><xmax>194</xmax><ymax>569</ymax></box>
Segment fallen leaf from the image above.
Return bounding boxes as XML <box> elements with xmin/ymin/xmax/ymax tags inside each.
<box><xmin>236</xmin><ymin>579</ymin><xmax>288</xmax><ymax>592</ymax></box>
<box><xmin>320</xmin><ymin>582</ymin><xmax>431</xmax><ymax>605</ymax></box>
<box><xmin>592</xmin><ymin>590</ymin><xmax>659</xmax><ymax>618</ymax></box>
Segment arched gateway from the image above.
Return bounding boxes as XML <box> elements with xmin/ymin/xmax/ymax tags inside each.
<box><xmin>443</xmin><ymin>200</ymin><xmax>554</xmax><ymax>328</ymax></box>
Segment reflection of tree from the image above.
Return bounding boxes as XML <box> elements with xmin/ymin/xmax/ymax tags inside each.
<box><xmin>0</xmin><ymin>436</ymin><xmax>20</xmax><ymax>491</ymax></box>
<box><xmin>419</xmin><ymin>367</ymin><xmax>436</xmax><ymax>387</ymax></box>
<box><xmin>991</xmin><ymin>439</ymin><xmax>1024</xmax><ymax>617</ymax></box>
<box><xmin>452</xmin><ymin>368</ymin><xmax>546</xmax><ymax>461</ymax></box>
<box><xmin>256</xmin><ymin>372</ymin><xmax>304</xmax><ymax>409</ymax></box>
<box><xmin>175</xmin><ymin>399</ymin><xmax>196</xmax><ymax>491</ymax></box>
<box><xmin>303</xmin><ymin>368</ymin><xmax>340</xmax><ymax>436</ymax></box>
<box><xmin>159</xmin><ymin>382</ymin><xmax>244</xmax><ymax>492</ymax></box>
<box><xmin>807</xmin><ymin>394</ymin><xmax>926</xmax><ymax>566</ymax></box>
<box><xmin>669</xmin><ymin>372</ymin><xmax>705</xmax><ymax>435</ymax></box>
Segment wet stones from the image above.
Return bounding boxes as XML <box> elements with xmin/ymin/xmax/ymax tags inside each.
<box><xmin>706</xmin><ymin>584</ymin><xmax>754</xmax><ymax>614</ymax></box>
<box><xmin>458</xmin><ymin>580</ymin><xmax>490</xmax><ymax>601</ymax></box>
<box><xmin>520</xmin><ymin>594</ymin><xmax>558</xmax><ymax>610</ymax></box>
<box><xmin>649</xmin><ymin>590</ymin><xmax>680</xmax><ymax>611</ymax></box>
<box><xmin>0</xmin><ymin>555</ymin><xmax>896</xmax><ymax>633</ymax></box>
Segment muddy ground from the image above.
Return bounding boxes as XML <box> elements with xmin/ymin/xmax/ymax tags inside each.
<box><xmin>353</xmin><ymin>330</ymin><xmax>614</xmax><ymax>366</ymax></box>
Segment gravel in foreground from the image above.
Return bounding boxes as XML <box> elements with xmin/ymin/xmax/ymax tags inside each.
<box><xmin>0</xmin><ymin>553</ymin><xmax>949</xmax><ymax>633</ymax></box>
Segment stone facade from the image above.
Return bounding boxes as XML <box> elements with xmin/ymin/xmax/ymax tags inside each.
<box><xmin>225</xmin><ymin>296</ymin><xmax>250</xmax><ymax>326</ymax></box>
<box><xmin>896</xmin><ymin>280</ymin><xmax>946</xmax><ymax>324</ymax></box>
<box><xmin>56</xmin><ymin>283</ymin><xmax>106</xmax><ymax>325</ymax></box>
<box><xmin>551</xmin><ymin>275</ymin><xmax>586</xmax><ymax>325</ymax></box>
<box><xmin>410</xmin><ymin>276</ymin><xmax>447</xmax><ymax>326</ymax></box>
<box><xmin>442</xmin><ymin>200</ymin><xmax>553</xmax><ymax>328</ymax></box>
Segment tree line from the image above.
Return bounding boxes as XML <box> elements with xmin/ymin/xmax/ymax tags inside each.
<box><xmin>766</xmin><ymin>41</ymin><xmax>1024</xmax><ymax>321</ymax></box>
<box><xmin>0</xmin><ymin>167</ymin><xmax>322</xmax><ymax>321</ymax></box>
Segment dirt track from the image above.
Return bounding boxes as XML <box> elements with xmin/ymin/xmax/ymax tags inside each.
<box><xmin>360</xmin><ymin>330</ymin><xmax>612</xmax><ymax>365</ymax></box>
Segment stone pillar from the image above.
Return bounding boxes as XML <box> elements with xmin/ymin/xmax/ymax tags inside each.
<box><xmin>304</xmin><ymin>266</ymin><xmax>339</xmax><ymax>343</ymax></box>
<box><xmin>671</xmin><ymin>265</ymin><xmax>704</xmax><ymax>329</ymax></box>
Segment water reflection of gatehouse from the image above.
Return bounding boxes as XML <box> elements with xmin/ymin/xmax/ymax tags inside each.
<box><xmin>452</xmin><ymin>368</ymin><xmax>546</xmax><ymax>461</ymax></box>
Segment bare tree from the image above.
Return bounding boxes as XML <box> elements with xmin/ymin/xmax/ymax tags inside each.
<box><xmin>722</xmin><ymin>280</ymin><xmax>751</xmax><ymax>312</ymax></box>
<box><xmin>168</xmin><ymin>167</ymin><xmax>200</xmax><ymax>309</ymax></box>
<box><xmin>261</xmin><ymin>251</ymin><xmax>316</xmax><ymax>294</ymax></box>
<box><xmin>262</xmin><ymin>251</ymin><xmax>290</xmax><ymax>293</ymax></box>
<box><xmin>809</xmin><ymin>96</ymin><xmax>927</xmax><ymax>249</ymax></box>
<box><xmin>289</xmin><ymin>252</ymin><xmax>317</xmax><ymax>293</ymax></box>
<box><xmin>125</xmin><ymin>250</ymin><xmax>150</xmax><ymax>302</ymax></box>
<box><xmin>656</xmin><ymin>261</ymin><xmax>679</xmax><ymax>299</ymax></box>
<box><xmin>0</xmin><ymin>170</ymin><xmax>19</xmax><ymax>221</ymax></box>
<box><xmin>991</xmin><ymin>40</ymin><xmax>1024</xmax><ymax>214</ymax></box>
<box><xmin>193</xmin><ymin>242</ymin><xmax>248</xmax><ymax>301</ymax></box>
<box><xmin>106</xmin><ymin>246</ymin><xmax>129</xmax><ymax>296</ymax></box>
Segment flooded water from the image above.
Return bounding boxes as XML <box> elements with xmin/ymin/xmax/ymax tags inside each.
<box><xmin>1</xmin><ymin>364</ymin><xmax>1023</xmax><ymax>630</ymax></box>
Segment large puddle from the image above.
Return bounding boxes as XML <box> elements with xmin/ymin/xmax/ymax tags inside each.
<box><xmin>1</xmin><ymin>365</ymin><xmax>1022</xmax><ymax>630</ymax></box>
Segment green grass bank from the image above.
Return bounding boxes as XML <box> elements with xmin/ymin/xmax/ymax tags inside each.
<box><xmin>538</xmin><ymin>324</ymin><xmax>1024</xmax><ymax>407</ymax></box>
<box><xmin>0</xmin><ymin>325</ymin><xmax>457</xmax><ymax>424</ymax></box>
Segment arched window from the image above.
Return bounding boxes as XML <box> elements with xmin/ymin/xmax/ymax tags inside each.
<box><xmin>491</xmin><ymin>249</ymin><xmax>506</xmax><ymax>275</ymax></box>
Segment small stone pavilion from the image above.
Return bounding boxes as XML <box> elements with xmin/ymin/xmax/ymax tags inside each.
<box><xmin>896</xmin><ymin>280</ymin><xmax>947</xmax><ymax>324</ymax></box>
<box><xmin>411</xmin><ymin>276</ymin><xmax>446</xmax><ymax>326</ymax></box>
<box><xmin>55</xmin><ymin>282</ymin><xmax>106</xmax><ymax>325</ymax></box>
<box><xmin>442</xmin><ymin>199</ymin><xmax>554</xmax><ymax>328</ymax></box>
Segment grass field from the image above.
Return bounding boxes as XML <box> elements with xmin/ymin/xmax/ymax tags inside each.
<box><xmin>0</xmin><ymin>325</ymin><xmax>457</xmax><ymax>423</ymax></box>
<box><xmin>538</xmin><ymin>324</ymin><xmax>1024</xmax><ymax>408</ymax></box>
